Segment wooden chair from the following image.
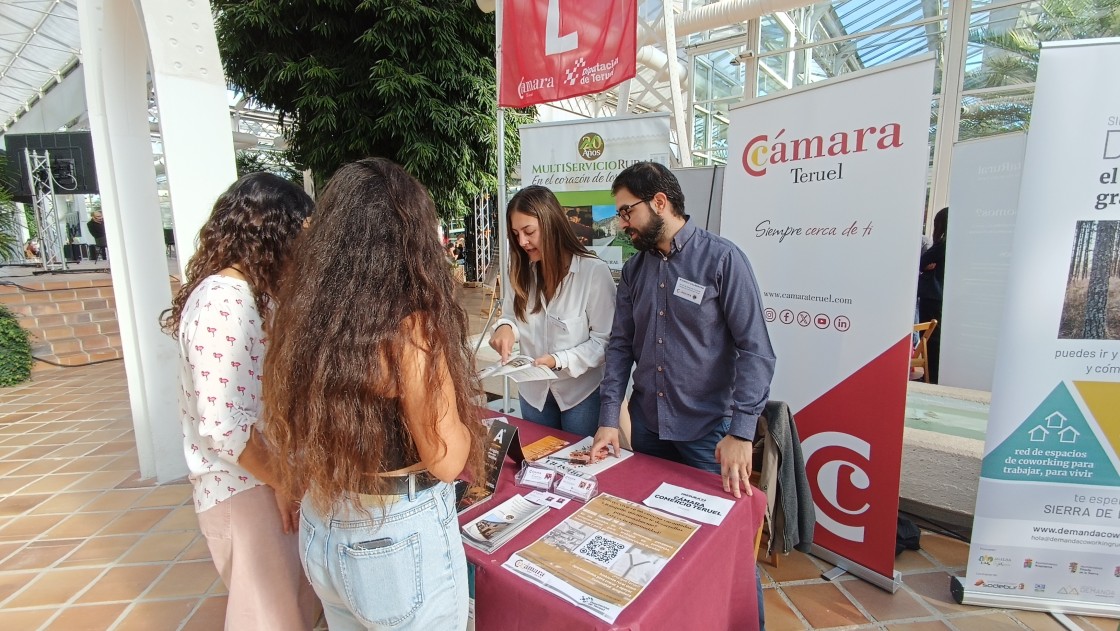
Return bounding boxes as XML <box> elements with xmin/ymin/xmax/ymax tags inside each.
<box><xmin>481</xmin><ymin>274</ymin><xmax>501</xmax><ymax>318</ymax></box>
<box><xmin>911</xmin><ymin>319</ymin><xmax>938</xmax><ymax>383</ymax></box>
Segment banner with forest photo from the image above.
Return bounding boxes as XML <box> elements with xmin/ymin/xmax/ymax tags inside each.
<box><xmin>962</xmin><ymin>39</ymin><xmax>1120</xmax><ymax>618</ymax></box>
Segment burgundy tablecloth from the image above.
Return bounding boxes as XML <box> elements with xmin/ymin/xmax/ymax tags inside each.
<box><xmin>460</xmin><ymin>414</ymin><xmax>765</xmax><ymax>631</ymax></box>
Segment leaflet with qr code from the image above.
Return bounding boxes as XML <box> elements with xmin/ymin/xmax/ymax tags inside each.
<box><xmin>502</xmin><ymin>494</ymin><xmax>699</xmax><ymax>624</ymax></box>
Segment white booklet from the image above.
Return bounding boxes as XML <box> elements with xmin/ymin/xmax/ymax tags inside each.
<box><xmin>539</xmin><ymin>436</ymin><xmax>634</xmax><ymax>479</ymax></box>
<box><xmin>477</xmin><ymin>354</ymin><xmax>557</xmax><ymax>382</ymax></box>
<box><xmin>461</xmin><ymin>494</ymin><xmax>549</xmax><ymax>554</ymax></box>
<box><xmin>643</xmin><ymin>482</ymin><xmax>735</xmax><ymax>526</ymax></box>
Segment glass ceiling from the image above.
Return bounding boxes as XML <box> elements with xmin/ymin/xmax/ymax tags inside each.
<box><xmin>0</xmin><ymin>0</ymin><xmax>80</xmax><ymax>133</ymax></box>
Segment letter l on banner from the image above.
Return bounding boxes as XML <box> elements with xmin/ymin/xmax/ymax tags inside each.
<box><xmin>499</xmin><ymin>0</ymin><xmax>637</xmax><ymax>108</ymax></box>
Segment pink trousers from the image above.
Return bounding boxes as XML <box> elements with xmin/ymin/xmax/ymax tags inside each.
<box><xmin>197</xmin><ymin>484</ymin><xmax>320</xmax><ymax>630</ymax></box>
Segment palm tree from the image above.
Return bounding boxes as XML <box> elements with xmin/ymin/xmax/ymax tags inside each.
<box><xmin>0</xmin><ymin>156</ymin><xmax>23</xmax><ymax>260</ymax></box>
<box><xmin>959</xmin><ymin>0</ymin><xmax>1120</xmax><ymax>140</ymax></box>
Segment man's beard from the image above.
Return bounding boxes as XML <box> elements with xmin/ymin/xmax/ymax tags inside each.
<box><xmin>626</xmin><ymin>213</ymin><xmax>665</xmax><ymax>252</ymax></box>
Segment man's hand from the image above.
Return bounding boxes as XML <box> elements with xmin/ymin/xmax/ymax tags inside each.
<box><xmin>714</xmin><ymin>435</ymin><xmax>754</xmax><ymax>498</ymax></box>
<box><xmin>489</xmin><ymin>324</ymin><xmax>515</xmax><ymax>363</ymax></box>
<box><xmin>590</xmin><ymin>427</ymin><xmax>620</xmax><ymax>463</ymax></box>
<box><xmin>271</xmin><ymin>487</ymin><xmax>301</xmax><ymax>535</ymax></box>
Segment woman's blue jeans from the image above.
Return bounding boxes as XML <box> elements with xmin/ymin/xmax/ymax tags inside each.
<box><xmin>298</xmin><ymin>482</ymin><xmax>467</xmax><ymax>630</ymax></box>
<box><xmin>518</xmin><ymin>389</ymin><xmax>601</xmax><ymax>438</ymax></box>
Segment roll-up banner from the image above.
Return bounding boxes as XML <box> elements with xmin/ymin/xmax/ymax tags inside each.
<box><xmin>940</xmin><ymin>134</ymin><xmax>1026</xmax><ymax>392</ymax></box>
<box><xmin>960</xmin><ymin>38</ymin><xmax>1120</xmax><ymax>618</ymax></box>
<box><xmin>721</xmin><ymin>56</ymin><xmax>936</xmax><ymax>590</ymax></box>
<box><xmin>518</xmin><ymin>113</ymin><xmax>671</xmax><ymax>270</ymax></box>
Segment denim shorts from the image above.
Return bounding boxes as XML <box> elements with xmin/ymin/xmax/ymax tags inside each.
<box><xmin>299</xmin><ymin>482</ymin><xmax>467</xmax><ymax>630</ymax></box>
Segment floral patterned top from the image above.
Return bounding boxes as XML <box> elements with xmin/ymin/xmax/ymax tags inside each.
<box><xmin>175</xmin><ymin>275</ymin><xmax>266</xmax><ymax>512</ymax></box>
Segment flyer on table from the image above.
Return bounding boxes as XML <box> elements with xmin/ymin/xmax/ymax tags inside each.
<box><xmin>962</xmin><ymin>39</ymin><xmax>1120</xmax><ymax>616</ymax></box>
<box><xmin>503</xmin><ymin>494</ymin><xmax>698</xmax><ymax>623</ymax></box>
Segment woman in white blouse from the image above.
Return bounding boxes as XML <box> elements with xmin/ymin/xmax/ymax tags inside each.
<box><xmin>489</xmin><ymin>186</ymin><xmax>616</xmax><ymax>436</ymax></box>
<box><xmin>162</xmin><ymin>173</ymin><xmax>319</xmax><ymax>630</ymax></box>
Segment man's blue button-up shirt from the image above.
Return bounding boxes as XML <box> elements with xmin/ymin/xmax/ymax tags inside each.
<box><xmin>599</xmin><ymin>219</ymin><xmax>776</xmax><ymax>442</ymax></box>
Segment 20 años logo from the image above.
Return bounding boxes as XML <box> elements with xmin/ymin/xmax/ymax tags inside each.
<box><xmin>801</xmin><ymin>431</ymin><xmax>871</xmax><ymax>542</ymax></box>
<box><xmin>578</xmin><ymin>133</ymin><xmax>605</xmax><ymax>160</ymax></box>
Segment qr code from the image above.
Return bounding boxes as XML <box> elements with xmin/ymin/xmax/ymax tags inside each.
<box><xmin>576</xmin><ymin>534</ymin><xmax>626</xmax><ymax>567</ymax></box>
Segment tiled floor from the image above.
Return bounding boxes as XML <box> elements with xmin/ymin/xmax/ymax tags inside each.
<box><xmin>0</xmin><ymin>284</ymin><xmax>1117</xmax><ymax>630</ymax></box>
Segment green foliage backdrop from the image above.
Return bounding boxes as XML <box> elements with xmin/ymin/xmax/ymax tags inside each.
<box><xmin>0</xmin><ymin>305</ymin><xmax>31</xmax><ymax>387</ymax></box>
<box><xmin>213</xmin><ymin>0</ymin><xmax>533</xmax><ymax>220</ymax></box>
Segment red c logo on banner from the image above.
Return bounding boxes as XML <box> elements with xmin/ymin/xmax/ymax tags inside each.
<box><xmin>801</xmin><ymin>431</ymin><xmax>872</xmax><ymax>542</ymax></box>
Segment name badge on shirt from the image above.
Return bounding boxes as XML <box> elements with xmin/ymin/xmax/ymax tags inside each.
<box><xmin>673</xmin><ymin>277</ymin><xmax>706</xmax><ymax>305</ymax></box>
<box><xmin>548</xmin><ymin>314</ymin><xmax>569</xmax><ymax>333</ymax></box>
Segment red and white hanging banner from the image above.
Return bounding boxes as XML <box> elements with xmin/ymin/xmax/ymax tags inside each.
<box><xmin>499</xmin><ymin>0</ymin><xmax>636</xmax><ymax>108</ymax></box>
<box><xmin>720</xmin><ymin>57</ymin><xmax>936</xmax><ymax>588</ymax></box>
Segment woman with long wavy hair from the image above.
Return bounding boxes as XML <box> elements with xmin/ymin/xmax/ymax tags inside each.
<box><xmin>263</xmin><ymin>158</ymin><xmax>487</xmax><ymax>630</ymax></box>
<box><xmin>163</xmin><ymin>172</ymin><xmax>319</xmax><ymax>630</ymax></box>
<box><xmin>489</xmin><ymin>185</ymin><xmax>616</xmax><ymax>436</ymax></box>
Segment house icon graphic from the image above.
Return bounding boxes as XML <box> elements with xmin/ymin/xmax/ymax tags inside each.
<box><xmin>1058</xmin><ymin>426</ymin><xmax>1080</xmax><ymax>444</ymax></box>
<box><xmin>1045</xmin><ymin>412</ymin><xmax>1067</xmax><ymax>429</ymax></box>
<box><xmin>1028</xmin><ymin>426</ymin><xmax>1049</xmax><ymax>442</ymax></box>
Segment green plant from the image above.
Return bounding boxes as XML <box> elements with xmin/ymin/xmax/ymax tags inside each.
<box><xmin>0</xmin><ymin>304</ymin><xmax>32</xmax><ymax>387</ymax></box>
<box><xmin>0</xmin><ymin>156</ymin><xmax>23</xmax><ymax>259</ymax></box>
<box><xmin>213</xmin><ymin>0</ymin><xmax>534</xmax><ymax>221</ymax></box>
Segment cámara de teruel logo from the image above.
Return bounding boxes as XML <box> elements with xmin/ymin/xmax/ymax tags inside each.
<box><xmin>741</xmin><ymin>123</ymin><xmax>904</xmax><ymax>179</ymax></box>
<box><xmin>578</xmin><ymin>133</ymin><xmax>605</xmax><ymax>161</ymax></box>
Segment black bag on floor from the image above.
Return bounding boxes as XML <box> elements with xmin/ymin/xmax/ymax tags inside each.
<box><xmin>896</xmin><ymin>515</ymin><xmax>921</xmax><ymax>555</ymax></box>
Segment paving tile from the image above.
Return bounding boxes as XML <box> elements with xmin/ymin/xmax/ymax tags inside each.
<box><xmin>29</xmin><ymin>491</ymin><xmax>101</xmax><ymax>514</ymax></box>
<box><xmin>133</xmin><ymin>484</ymin><xmax>193</xmax><ymax>508</ymax></box>
<box><xmin>18</xmin><ymin>472</ymin><xmax>88</xmax><ymax>494</ymax></box>
<box><xmin>81</xmin><ymin>489</ymin><xmax>148</xmax><ymax>512</ymax></box>
<box><xmin>841</xmin><ymin>576</ymin><xmax>932</xmax><ymax>622</ymax></box>
<box><xmin>0</xmin><ymin>541</ymin><xmax>22</xmax><ymax>563</ymax></box>
<box><xmin>781</xmin><ymin>582</ymin><xmax>869</xmax><ymax>628</ymax></box>
<box><xmin>919</xmin><ymin>533</ymin><xmax>970</xmax><ymax>568</ymax></box>
<box><xmin>66</xmin><ymin>469</ymin><xmax>135</xmax><ymax>493</ymax></box>
<box><xmin>0</xmin><ymin>476</ymin><xmax>31</xmax><ymax>495</ymax></box>
<box><xmin>760</xmin><ymin>548</ymin><xmax>826</xmax><ymax>583</ymax></box>
<box><xmin>762</xmin><ymin>588</ymin><xmax>808</xmax><ymax>631</ymax></box>
<box><xmin>903</xmin><ymin>571</ymin><xmax>987</xmax><ymax>615</ymax></box>
<box><xmin>119</xmin><ymin>531</ymin><xmax>196</xmax><ymax>564</ymax></box>
<box><xmin>1073</xmin><ymin>615</ymin><xmax>1120</xmax><ymax>630</ymax></box>
<box><xmin>43</xmin><ymin>602</ymin><xmax>128</xmax><ymax>631</ymax></box>
<box><xmin>884</xmin><ymin>621</ymin><xmax>953</xmax><ymax>630</ymax></box>
<box><xmin>151</xmin><ymin>505</ymin><xmax>199</xmax><ymax>532</ymax></box>
<box><xmin>0</xmin><ymin>569</ymin><xmax>37</xmax><ymax>602</ymax></box>
<box><xmin>1002</xmin><ymin>610</ymin><xmax>1068</xmax><ymax>630</ymax></box>
<box><xmin>0</xmin><ymin>538</ymin><xmax>81</xmax><ymax>571</ymax></box>
<box><xmin>114</xmin><ymin>598</ymin><xmax>199</xmax><ymax>631</ymax></box>
<box><xmin>44</xmin><ymin>511</ymin><xmax>119</xmax><ymax>539</ymax></box>
<box><xmin>0</xmin><ymin>492</ymin><xmax>52</xmax><ymax>517</ymax></box>
<box><xmin>179</xmin><ymin>536</ymin><xmax>212</xmax><ymax>562</ymax></box>
<box><xmin>951</xmin><ymin>612</ymin><xmax>1031</xmax><ymax>630</ymax></box>
<box><xmin>0</xmin><ymin>609</ymin><xmax>54</xmax><ymax>629</ymax></box>
<box><xmin>75</xmin><ymin>564</ymin><xmax>166</xmax><ymax>603</ymax></box>
<box><xmin>145</xmin><ymin>560</ymin><xmax>220</xmax><ymax>599</ymax></box>
<box><xmin>98</xmin><ymin>508</ymin><xmax>172</xmax><ymax>536</ymax></box>
<box><xmin>53</xmin><ymin>456</ymin><xmax>119</xmax><ymax>476</ymax></box>
<box><xmin>47</xmin><ymin>443</ymin><xmax>99</xmax><ymax>459</ymax></box>
<box><xmin>10</xmin><ymin>458</ymin><xmax>65</xmax><ymax>476</ymax></box>
<box><xmin>0</xmin><ymin>513</ymin><xmax>65</xmax><ymax>541</ymax></box>
<box><xmin>181</xmin><ymin>595</ymin><xmax>227</xmax><ymax>631</ymax></box>
<box><xmin>5</xmin><ymin>567</ymin><xmax>102</xmax><ymax>607</ymax></box>
<box><xmin>58</xmin><ymin>535</ymin><xmax>141</xmax><ymax>567</ymax></box>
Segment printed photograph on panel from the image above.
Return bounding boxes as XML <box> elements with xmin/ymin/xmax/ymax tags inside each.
<box><xmin>1059</xmin><ymin>220</ymin><xmax>1120</xmax><ymax>340</ymax></box>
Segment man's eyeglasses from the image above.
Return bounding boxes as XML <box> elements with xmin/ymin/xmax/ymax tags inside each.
<box><xmin>616</xmin><ymin>198</ymin><xmax>651</xmax><ymax>223</ymax></box>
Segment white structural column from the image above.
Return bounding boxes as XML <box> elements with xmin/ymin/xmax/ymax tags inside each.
<box><xmin>79</xmin><ymin>1</ymin><xmax>234</xmax><ymax>482</ymax></box>
<box><xmin>78</xmin><ymin>0</ymin><xmax>186</xmax><ymax>482</ymax></box>
<box><xmin>927</xmin><ymin>0</ymin><xmax>971</xmax><ymax>224</ymax></box>
<box><xmin>136</xmin><ymin>0</ymin><xmax>237</xmax><ymax>274</ymax></box>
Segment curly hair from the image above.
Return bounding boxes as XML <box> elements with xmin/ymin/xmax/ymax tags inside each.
<box><xmin>506</xmin><ymin>185</ymin><xmax>592</xmax><ymax>321</ymax></box>
<box><xmin>161</xmin><ymin>172</ymin><xmax>313</xmax><ymax>335</ymax></box>
<box><xmin>262</xmin><ymin>158</ymin><xmax>487</xmax><ymax>515</ymax></box>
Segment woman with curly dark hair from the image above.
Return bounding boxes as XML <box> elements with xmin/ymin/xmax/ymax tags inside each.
<box><xmin>262</xmin><ymin>158</ymin><xmax>487</xmax><ymax>630</ymax></box>
<box><xmin>163</xmin><ymin>172</ymin><xmax>319</xmax><ymax>630</ymax></box>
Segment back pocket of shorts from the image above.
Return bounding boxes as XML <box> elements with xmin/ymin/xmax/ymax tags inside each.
<box><xmin>337</xmin><ymin>533</ymin><xmax>423</xmax><ymax>627</ymax></box>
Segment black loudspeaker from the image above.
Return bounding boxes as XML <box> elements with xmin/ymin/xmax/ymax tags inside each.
<box><xmin>2</xmin><ymin>132</ymin><xmax>99</xmax><ymax>204</ymax></box>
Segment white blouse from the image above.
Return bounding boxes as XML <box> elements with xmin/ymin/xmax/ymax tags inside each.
<box><xmin>175</xmin><ymin>275</ymin><xmax>266</xmax><ymax>512</ymax></box>
<box><xmin>494</xmin><ymin>255</ymin><xmax>616</xmax><ymax>411</ymax></box>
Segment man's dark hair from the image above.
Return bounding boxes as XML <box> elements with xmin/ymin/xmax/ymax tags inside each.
<box><xmin>611</xmin><ymin>161</ymin><xmax>686</xmax><ymax>217</ymax></box>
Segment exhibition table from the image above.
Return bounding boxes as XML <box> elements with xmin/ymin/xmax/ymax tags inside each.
<box><xmin>460</xmin><ymin>414</ymin><xmax>765</xmax><ymax>631</ymax></box>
